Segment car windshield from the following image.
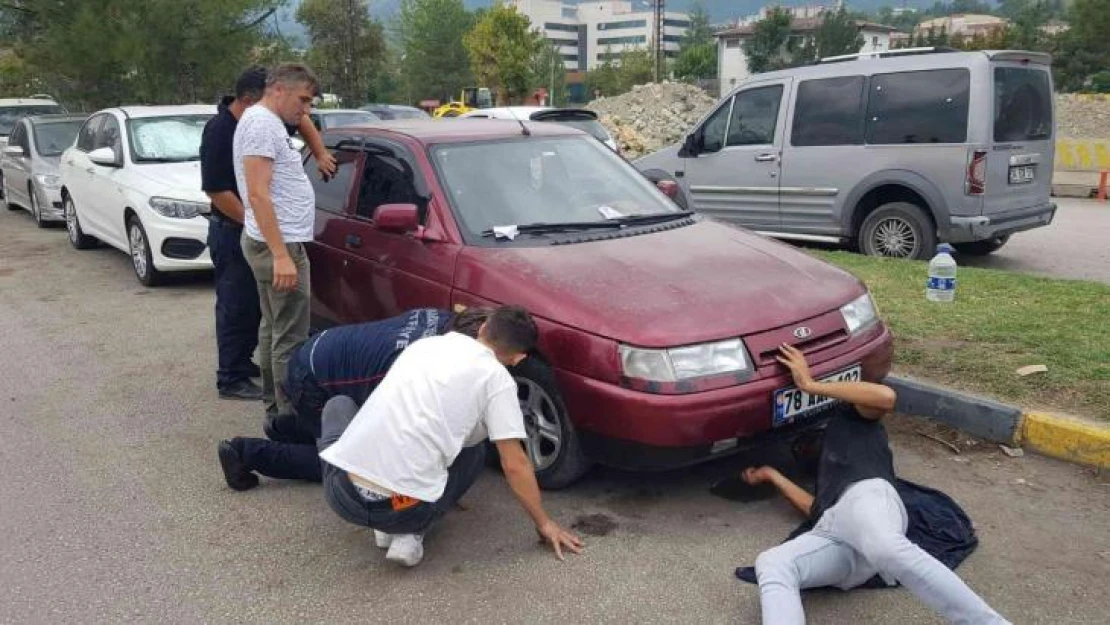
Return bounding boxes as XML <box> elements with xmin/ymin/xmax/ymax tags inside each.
<box><xmin>322</xmin><ymin>112</ymin><xmax>378</xmax><ymax>128</ymax></box>
<box><xmin>0</xmin><ymin>105</ymin><xmax>64</xmax><ymax>135</ymax></box>
<box><xmin>32</xmin><ymin>120</ymin><xmax>84</xmax><ymax>156</ymax></box>
<box><xmin>127</xmin><ymin>115</ymin><xmax>211</xmax><ymax>162</ymax></box>
<box><xmin>432</xmin><ymin>136</ymin><xmax>678</xmax><ymax>239</ymax></box>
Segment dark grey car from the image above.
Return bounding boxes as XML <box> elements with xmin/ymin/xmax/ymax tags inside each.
<box><xmin>637</xmin><ymin>49</ymin><xmax>1056</xmax><ymax>260</ymax></box>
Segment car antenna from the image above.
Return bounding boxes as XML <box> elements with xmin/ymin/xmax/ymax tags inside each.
<box><xmin>510</xmin><ymin>110</ymin><xmax>531</xmax><ymax>136</ymax></box>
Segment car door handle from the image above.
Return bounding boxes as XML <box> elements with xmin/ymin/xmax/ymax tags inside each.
<box><xmin>755</xmin><ymin>153</ymin><xmax>779</xmax><ymax>163</ymax></box>
<box><xmin>345</xmin><ymin>234</ymin><xmax>362</xmax><ymax>249</ymax></box>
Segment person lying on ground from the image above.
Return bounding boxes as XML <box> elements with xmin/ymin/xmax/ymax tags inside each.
<box><xmin>221</xmin><ymin>305</ymin><xmax>583</xmax><ymax>567</ymax></box>
<box><xmin>262</xmin><ymin>306</ymin><xmax>491</xmax><ymax>444</ymax></box>
<box><xmin>739</xmin><ymin>345</ymin><xmax>1010</xmax><ymax>625</ymax></box>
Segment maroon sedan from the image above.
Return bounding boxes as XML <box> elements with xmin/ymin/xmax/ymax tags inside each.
<box><xmin>303</xmin><ymin>120</ymin><xmax>893</xmax><ymax>489</ymax></box>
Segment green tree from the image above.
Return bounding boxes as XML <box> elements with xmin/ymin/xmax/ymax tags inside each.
<box><xmin>584</xmin><ymin>55</ymin><xmax>621</xmax><ymax>99</ymax></box>
<box><xmin>673</xmin><ymin>1</ymin><xmax>717</xmax><ymax>81</ymax></box>
<box><xmin>743</xmin><ymin>7</ymin><xmax>794</xmax><ymax>74</ymax></box>
<box><xmin>296</xmin><ymin>0</ymin><xmax>386</xmax><ymax>106</ymax></box>
<box><xmin>530</xmin><ymin>41</ymin><xmax>567</xmax><ymax>106</ymax></box>
<box><xmin>813</xmin><ymin>7</ymin><xmax>864</xmax><ymax>59</ymax></box>
<box><xmin>1051</xmin><ymin>0</ymin><xmax>1110</xmax><ymax>91</ymax></box>
<box><xmin>615</xmin><ymin>48</ymin><xmax>655</xmax><ymax>90</ymax></box>
<box><xmin>463</xmin><ymin>4</ymin><xmax>542</xmax><ymax>105</ymax></box>
<box><xmin>397</xmin><ymin>0</ymin><xmax>474</xmax><ymax>105</ymax></box>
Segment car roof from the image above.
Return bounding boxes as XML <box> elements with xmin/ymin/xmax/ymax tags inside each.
<box><xmin>325</xmin><ymin>118</ymin><xmax>583</xmax><ymax>146</ymax></box>
<box><xmin>740</xmin><ymin>49</ymin><xmax>1048</xmax><ymax>85</ymax></box>
<box><xmin>315</xmin><ymin>108</ymin><xmax>377</xmax><ymax>115</ymax></box>
<box><xmin>112</xmin><ymin>104</ymin><xmax>217</xmax><ymax>118</ymax></box>
<box><xmin>0</xmin><ymin>98</ymin><xmax>60</xmax><ymax>107</ymax></box>
<box><xmin>27</xmin><ymin>114</ymin><xmax>88</xmax><ymax>124</ymax></box>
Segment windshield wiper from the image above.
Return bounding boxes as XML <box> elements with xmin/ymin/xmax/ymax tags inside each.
<box><xmin>612</xmin><ymin>211</ymin><xmax>694</xmax><ymax>226</ymax></box>
<box><xmin>135</xmin><ymin>156</ymin><xmax>197</xmax><ymax>163</ymax></box>
<box><xmin>481</xmin><ymin>220</ymin><xmax>624</xmax><ymax>237</ymax></box>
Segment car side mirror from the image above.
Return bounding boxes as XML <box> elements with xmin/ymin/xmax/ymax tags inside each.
<box><xmin>88</xmin><ymin>147</ymin><xmax>119</xmax><ymax>167</ymax></box>
<box><xmin>373</xmin><ymin>203</ymin><xmax>420</xmax><ymax>234</ymax></box>
<box><xmin>656</xmin><ymin>179</ymin><xmax>680</xmax><ymax>199</ymax></box>
<box><xmin>679</xmin><ymin>132</ymin><xmax>701</xmax><ymax>158</ymax></box>
<box><xmin>3</xmin><ymin>145</ymin><xmax>24</xmax><ymax>157</ymax></box>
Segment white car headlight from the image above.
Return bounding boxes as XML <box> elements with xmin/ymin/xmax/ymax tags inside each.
<box><xmin>34</xmin><ymin>174</ymin><xmax>61</xmax><ymax>188</ymax></box>
<box><xmin>620</xmin><ymin>338</ymin><xmax>751</xmax><ymax>383</ymax></box>
<box><xmin>149</xmin><ymin>197</ymin><xmax>208</xmax><ymax>219</ymax></box>
<box><xmin>841</xmin><ymin>293</ymin><xmax>879</xmax><ymax>334</ymax></box>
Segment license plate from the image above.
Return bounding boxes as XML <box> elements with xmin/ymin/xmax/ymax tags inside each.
<box><xmin>773</xmin><ymin>366</ymin><xmax>862</xmax><ymax>427</ymax></box>
<box><xmin>1009</xmin><ymin>165</ymin><xmax>1035</xmax><ymax>184</ymax></box>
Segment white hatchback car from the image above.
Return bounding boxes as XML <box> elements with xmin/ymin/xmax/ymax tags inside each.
<box><xmin>60</xmin><ymin>105</ymin><xmax>216</xmax><ymax>286</ymax></box>
<box><xmin>458</xmin><ymin>106</ymin><xmax>619</xmax><ymax>153</ymax></box>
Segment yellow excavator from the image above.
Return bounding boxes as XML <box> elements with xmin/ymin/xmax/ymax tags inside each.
<box><xmin>432</xmin><ymin>87</ymin><xmax>494</xmax><ymax>118</ymax></box>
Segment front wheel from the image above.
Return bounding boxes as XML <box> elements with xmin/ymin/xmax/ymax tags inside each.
<box><xmin>65</xmin><ymin>195</ymin><xmax>97</xmax><ymax>249</ymax></box>
<box><xmin>506</xmin><ymin>357</ymin><xmax>591</xmax><ymax>490</ymax></box>
<box><xmin>954</xmin><ymin>235</ymin><xmax>1010</xmax><ymax>256</ymax></box>
<box><xmin>128</xmin><ymin>216</ymin><xmax>163</xmax><ymax>286</ymax></box>
<box><xmin>1</xmin><ymin>174</ymin><xmax>14</xmax><ymax>211</ymax></box>
<box><xmin>29</xmin><ymin>183</ymin><xmax>46</xmax><ymax>228</ymax></box>
<box><xmin>857</xmin><ymin>202</ymin><xmax>936</xmax><ymax>261</ymax></box>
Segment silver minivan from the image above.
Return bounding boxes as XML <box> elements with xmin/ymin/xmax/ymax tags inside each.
<box><xmin>636</xmin><ymin>49</ymin><xmax>1056</xmax><ymax>260</ymax></box>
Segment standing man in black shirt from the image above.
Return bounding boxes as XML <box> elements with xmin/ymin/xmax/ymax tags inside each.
<box><xmin>742</xmin><ymin>345</ymin><xmax>1009</xmax><ymax>625</ymax></box>
<box><xmin>200</xmin><ymin>66</ymin><xmax>336</xmax><ymax>401</ymax></box>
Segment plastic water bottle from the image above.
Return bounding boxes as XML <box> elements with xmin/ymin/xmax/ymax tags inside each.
<box><xmin>926</xmin><ymin>243</ymin><xmax>957</xmax><ymax>302</ymax></box>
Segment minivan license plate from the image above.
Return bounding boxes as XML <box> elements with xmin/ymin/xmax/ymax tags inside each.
<box><xmin>1009</xmin><ymin>165</ymin><xmax>1035</xmax><ymax>184</ymax></box>
<box><xmin>773</xmin><ymin>366</ymin><xmax>862</xmax><ymax>427</ymax></box>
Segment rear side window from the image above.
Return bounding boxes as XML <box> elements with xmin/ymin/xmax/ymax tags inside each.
<box><xmin>866</xmin><ymin>69</ymin><xmax>970</xmax><ymax>144</ymax></box>
<box><xmin>994</xmin><ymin>67</ymin><xmax>1052</xmax><ymax>142</ymax></box>
<box><xmin>791</xmin><ymin>76</ymin><xmax>865</xmax><ymax>147</ymax></box>
<box><xmin>303</xmin><ymin>150</ymin><xmax>357</xmax><ymax>214</ymax></box>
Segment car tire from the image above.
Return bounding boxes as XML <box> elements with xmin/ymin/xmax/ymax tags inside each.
<box><xmin>64</xmin><ymin>194</ymin><xmax>97</xmax><ymax>249</ymax></box>
<box><xmin>858</xmin><ymin>202</ymin><xmax>936</xmax><ymax>261</ymax></box>
<box><xmin>1</xmin><ymin>174</ymin><xmax>14</xmax><ymax>211</ymax></box>
<box><xmin>640</xmin><ymin>168</ymin><xmax>690</xmax><ymax>211</ymax></box>
<box><xmin>953</xmin><ymin>235</ymin><xmax>1010</xmax><ymax>256</ymax></box>
<box><xmin>488</xmin><ymin>357</ymin><xmax>592</xmax><ymax>490</ymax></box>
<box><xmin>127</xmin><ymin>215</ymin><xmax>163</xmax><ymax>287</ymax></box>
<box><xmin>29</xmin><ymin>182</ymin><xmax>46</xmax><ymax>228</ymax></box>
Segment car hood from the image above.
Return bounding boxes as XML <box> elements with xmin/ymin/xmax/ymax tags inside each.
<box><xmin>129</xmin><ymin>160</ymin><xmax>208</xmax><ymax>203</ymax></box>
<box><xmin>455</xmin><ymin>220</ymin><xmax>866</xmax><ymax>347</ymax></box>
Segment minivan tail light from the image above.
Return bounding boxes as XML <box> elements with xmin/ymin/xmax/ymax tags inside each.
<box><xmin>966</xmin><ymin>149</ymin><xmax>987</xmax><ymax>195</ymax></box>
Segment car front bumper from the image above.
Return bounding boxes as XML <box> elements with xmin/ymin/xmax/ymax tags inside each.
<box><xmin>948</xmin><ymin>202</ymin><xmax>1056</xmax><ymax>243</ymax></box>
<box><xmin>145</xmin><ymin>212</ymin><xmax>212</xmax><ymax>272</ymax></box>
<box><xmin>556</xmin><ymin>324</ymin><xmax>895</xmax><ymax>471</ymax></box>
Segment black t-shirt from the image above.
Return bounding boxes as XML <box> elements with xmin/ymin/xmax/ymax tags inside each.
<box><xmin>308</xmin><ymin>308</ymin><xmax>452</xmax><ymax>405</ymax></box>
<box><xmin>199</xmin><ymin>96</ymin><xmax>301</xmax><ymax>220</ymax></box>
<box><xmin>811</xmin><ymin>404</ymin><xmax>897</xmax><ymax>521</ymax></box>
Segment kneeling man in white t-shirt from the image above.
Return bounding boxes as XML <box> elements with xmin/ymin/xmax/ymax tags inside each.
<box><xmin>317</xmin><ymin>305</ymin><xmax>583</xmax><ymax>567</ymax></box>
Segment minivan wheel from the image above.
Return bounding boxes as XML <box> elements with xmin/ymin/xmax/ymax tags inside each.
<box><xmin>858</xmin><ymin>202</ymin><xmax>936</xmax><ymax>261</ymax></box>
<box><xmin>954</xmin><ymin>235</ymin><xmax>1010</xmax><ymax>256</ymax></box>
<box><xmin>491</xmin><ymin>357</ymin><xmax>591</xmax><ymax>489</ymax></box>
<box><xmin>128</xmin><ymin>216</ymin><xmax>163</xmax><ymax>287</ymax></box>
<box><xmin>65</xmin><ymin>195</ymin><xmax>97</xmax><ymax>249</ymax></box>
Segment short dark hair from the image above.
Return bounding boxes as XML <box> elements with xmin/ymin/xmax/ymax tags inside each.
<box><xmin>266</xmin><ymin>62</ymin><xmax>320</xmax><ymax>95</ymax></box>
<box><xmin>445</xmin><ymin>307</ymin><xmax>492</xmax><ymax>339</ymax></box>
<box><xmin>483</xmin><ymin>306</ymin><xmax>538</xmax><ymax>354</ymax></box>
<box><xmin>235</xmin><ymin>65</ymin><xmax>268</xmax><ymax>101</ymax></box>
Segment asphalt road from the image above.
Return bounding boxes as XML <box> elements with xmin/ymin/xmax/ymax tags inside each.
<box><xmin>956</xmin><ymin>197</ymin><xmax>1110</xmax><ymax>284</ymax></box>
<box><xmin>1</xmin><ymin>207</ymin><xmax>1108</xmax><ymax>624</ymax></box>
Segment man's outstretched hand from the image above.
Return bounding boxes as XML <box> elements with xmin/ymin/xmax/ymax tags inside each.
<box><xmin>777</xmin><ymin>344</ymin><xmax>816</xmax><ymax>393</ymax></box>
<box><xmin>742</xmin><ymin>466</ymin><xmax>782</xmax><ymax>486</ymax></box>
<box><xmin>536</xmin><ymin>520</ymin><xmax>584</xmax><ymax>561</ymax></box>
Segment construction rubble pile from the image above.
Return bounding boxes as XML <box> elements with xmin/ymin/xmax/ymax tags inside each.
<box><xmin>1054</xmin><ymin>93</ymin><xmax>1110</xmax><ymax>139</ymax></box>
<box><xmin>587</xmin><ymin>82</ymin><xmax>717</xmax><ymax>160</ymax></box>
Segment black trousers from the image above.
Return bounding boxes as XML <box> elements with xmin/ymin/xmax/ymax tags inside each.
<box><xmin>207</xmin><ymin>215</ymin><xmax>260</xmax><ymax>390</ymax></box>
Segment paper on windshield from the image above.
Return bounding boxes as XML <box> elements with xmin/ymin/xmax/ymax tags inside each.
<box><xmin>597</xmin><ymin>205</ymin><xmax>624</xmax><ymax>220</ymax></box>
<box><xmin>492</xmin><ymin>225</ymin><xmax>519</xmax><ymax>240</ymax></box>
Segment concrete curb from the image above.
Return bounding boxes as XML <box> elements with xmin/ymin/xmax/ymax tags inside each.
<box><xmin>885</xmin><ymin>376</ymin><xmax>1110</xmax><ymax>469</ymax></box>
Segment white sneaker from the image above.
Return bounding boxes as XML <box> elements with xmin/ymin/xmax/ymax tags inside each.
<box><xmin>373</xmin><ymin>530</ymin><xmax>393</xmax><ymax>549</ymax></box>
<box><xmin>385</xmin><ymin>533</ymin><xmax>424</xmax><ymax>567</ymax></box>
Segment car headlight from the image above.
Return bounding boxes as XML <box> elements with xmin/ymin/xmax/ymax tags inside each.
<box><xmin>619</xmin><ymin>338</ymin><xmax>751</xmax><ymax>383</ymax></box>
<box><xmin>149</xmin><ymin>197</ymin><xmax>208</xmax><ymax>219</ymax></box>
<box><xmin>840</xmin><ymin>293</ymin><xmax>879</xmax><ymax>334</ymax></box>
<box><xmin>34</xmin><ymin>174</ymin><xmax>61</xmax><ymax>188</ymax></box>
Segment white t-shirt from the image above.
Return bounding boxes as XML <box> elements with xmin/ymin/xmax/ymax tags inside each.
<box><xmin>318</xmin><ymin>332</ymin><xmax>528</xmax><ymax>502</ymax></box>
<box><xmin>232</xmin><ymin>105</ymin><xmax>315</xmax><ymax>243</ymax></box>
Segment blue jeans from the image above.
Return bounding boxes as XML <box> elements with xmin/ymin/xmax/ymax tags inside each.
<box><xmin>207</xmin><ymin>216</ymin><xmax>260</xmax><ymax>390</ymax></box>
<box><xmin>755</xmin><ymin>479</ymin><xmax>1010</xmax><ymax>625</ymax></box>
<box><xmin>319</xmin><ymin>397</ymin><xmax>486</xmax><ymax>535</ymax></box>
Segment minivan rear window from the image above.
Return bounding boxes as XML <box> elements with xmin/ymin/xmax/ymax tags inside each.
<box><xmin>866</xmin><ymin>69</ymin><xmax>970</xmax><ymax>144</ymax></box>
<box><xmin>993</xmin><ymin>67</ymin><xmax>1052</xmax><ymax>142</ymax></box>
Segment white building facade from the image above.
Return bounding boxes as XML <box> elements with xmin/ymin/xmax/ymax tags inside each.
<box><xmin>509</xmin><ymin>0</ymin><xmax>691</xmax><ymax>71</ymax></box>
